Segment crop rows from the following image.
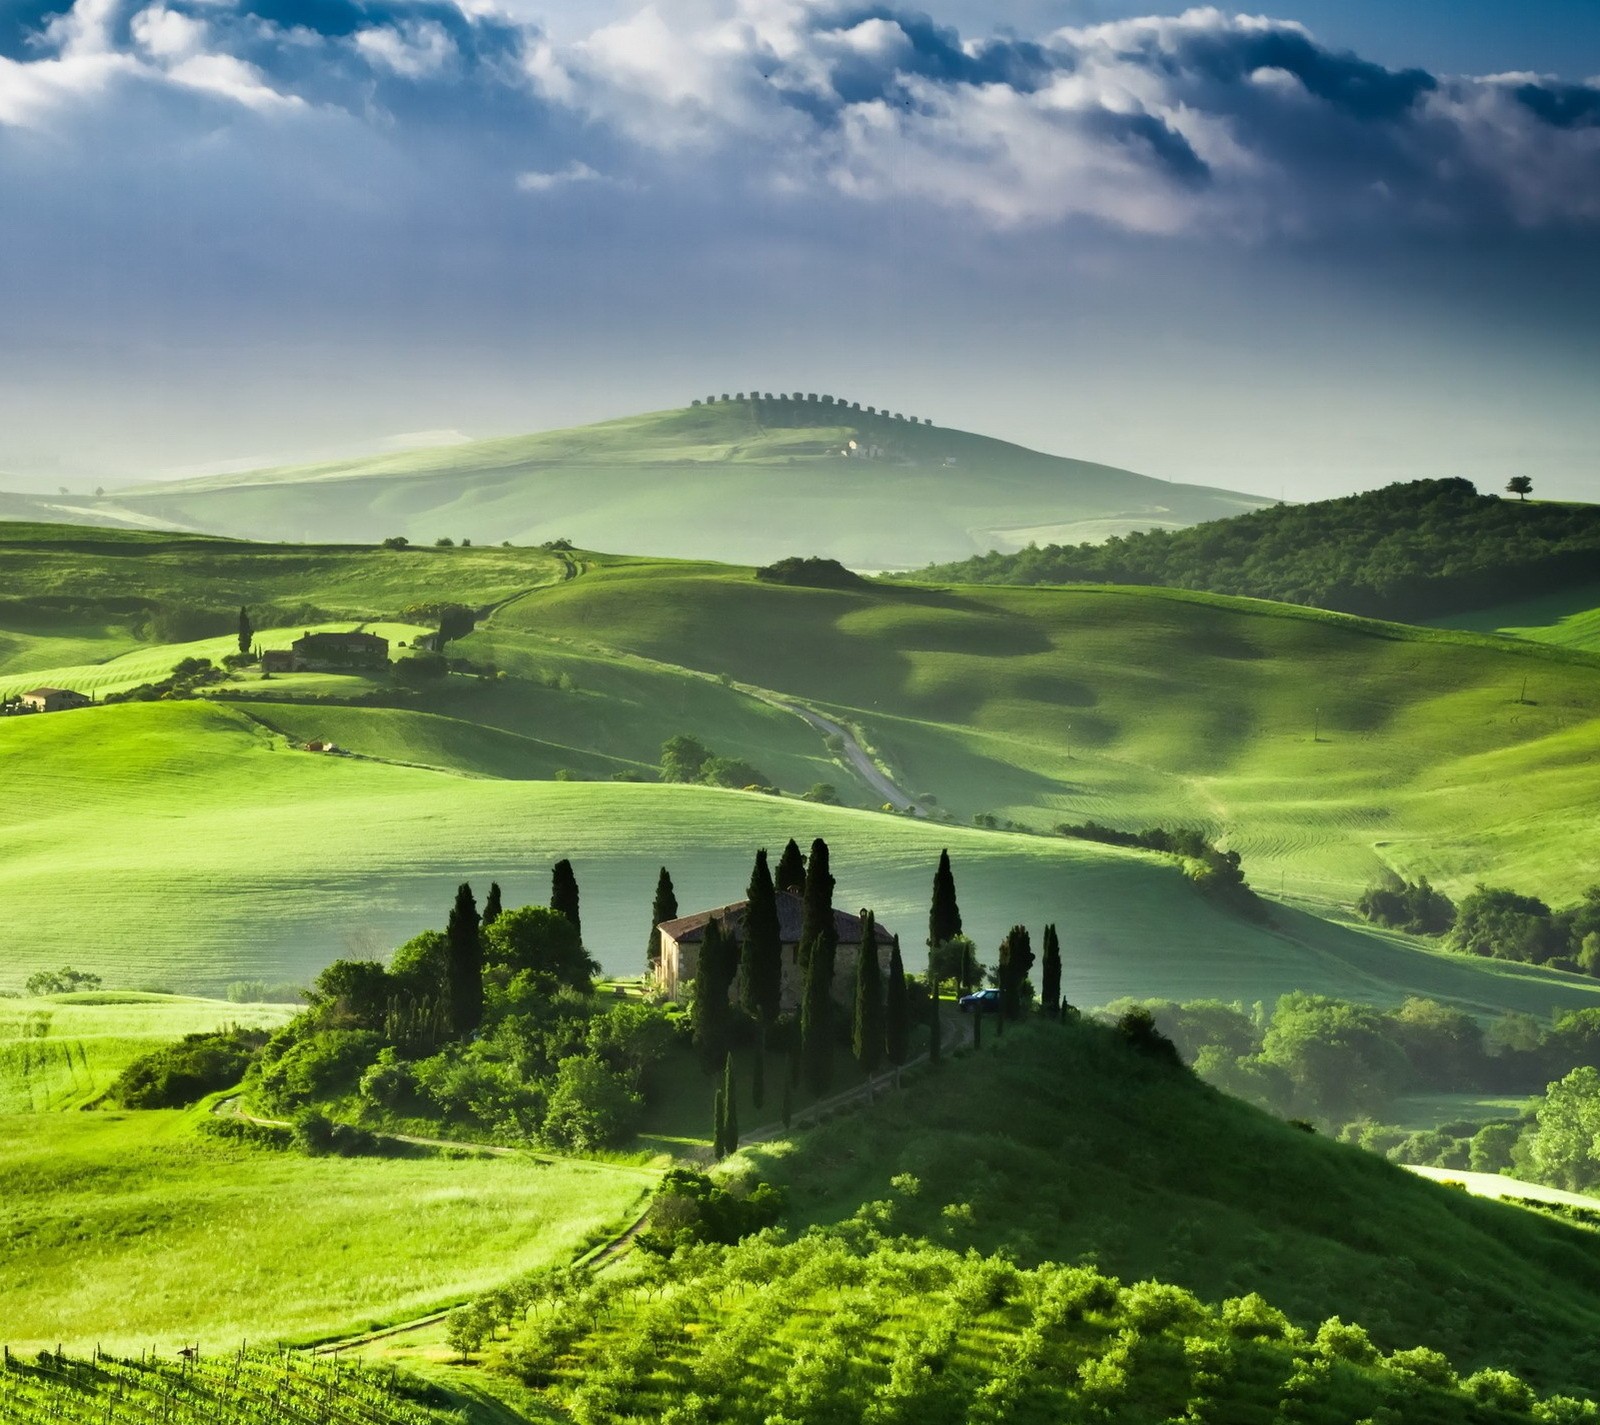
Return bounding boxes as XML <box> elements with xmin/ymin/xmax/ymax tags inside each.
<box><xmin>0</xmin><ymin>1349</ymin><xmax>452</xmax><ymax>1425</ymax></box>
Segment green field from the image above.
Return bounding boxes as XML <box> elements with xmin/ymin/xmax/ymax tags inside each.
<box><xmin>501</xmin><ymin>558</ymin><xmax>1600</xmax><ymax>905</ymax></box>
<box><xmin>1431</xmin><ymin>581</ymin><xmax>1600</xmax><ymax>652</ymax></box>
<box><xmin>0</xmin><ymin>1108</ymin><xmax>649</xmax><ymax>1350</ymax></box>
<box><xmin>34</xmin><ymin>403</ymin><xmax>1270</xmax><ymax>565</ymax></box>
<box><xmin>6</xmin><ymin>698</ymin><xmax>1600</xmax><ymax>1019</ymax></box>
<box><xmin>0</xmin><ymin>993</ymin><xmax>296</xmax><ymax>1114</ymax></box>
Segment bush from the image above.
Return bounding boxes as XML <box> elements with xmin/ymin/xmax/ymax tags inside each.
<box><xmin>112</xmin><ymin>1027</ymin><xmax>270</xmax><ymax>1108</ymax></box>
<box><xmin>1114</xmin><ymin>1008</ymin><xmax>1184</xmax><ymax>1067</ymax></box>
<box><xmin>1357</xmin><ymin>876</ymin><xmax>1456</xmax><ymax>935</ymax></box>
<box><xmin>1313</xmin><ymin>1317</ymin><xmax>1377</xmax><ymax>1364</ymax></box>
<box><xmin>255</xmin><ymin>1030</ymin><xmax>384</xmax><ymax>1110</ymax></box>
<box><xmin>541</xmin><ymin>1055</ymin><xmax>643</xmax><ymax>1152</ymax></box>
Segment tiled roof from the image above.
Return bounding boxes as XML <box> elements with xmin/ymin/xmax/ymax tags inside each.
<box><xmin>659</xmin><ymin>889</ymin><xmax>895</xmax><ymax>945</ymax></box>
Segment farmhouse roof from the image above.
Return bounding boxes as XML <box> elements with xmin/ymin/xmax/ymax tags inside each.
<box><xmin>294</xmin><ymin>629</ymin><xmax>388</xmax><ymax>647</ymax></box>
<box><xmin>23</xmin><ymin>687</ymin><xmax>78</xmax><ymax>698</ymax></box>
<box><xmin>658</xmin><ymin>890</ymin><xmax>895</xmax><ymax>946</ymax></box>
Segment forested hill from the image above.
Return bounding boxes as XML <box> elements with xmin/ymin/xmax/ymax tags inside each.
<box><xmin>909</xmin><ymin>479</ymin><xmax>1600</xmax><ymax>621</ymax></box>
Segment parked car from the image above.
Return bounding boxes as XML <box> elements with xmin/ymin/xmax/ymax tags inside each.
<box><xmin>957</xmin><ymin>988</ymin><xmax>1002</xmax><ymax>1014</ymax></box>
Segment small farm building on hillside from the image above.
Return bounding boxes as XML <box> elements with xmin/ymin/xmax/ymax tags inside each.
<box><xmin>263</xmin><ymin>630</ymin><xmax>390</xmax><ymax>673</ymax></box>
<box><xmin>655</xmin><ymin>891</ymin><xmax>896</xmax><ymax>1011</ymax></box>
<box><xmin>19</xmin><ymin>687</ymin><xmax>92</xmax><ymax>713</ymax></box>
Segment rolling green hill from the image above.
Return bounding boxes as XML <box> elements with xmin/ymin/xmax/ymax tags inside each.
<box><xmin>3</xmin><ymin>698</ymin><xmax>1599</xmax><ymax>1023</ymax></box>
<box><xmin>1431</xmin><ymin>581</ymin><xmax>1600</xmax><ymax>652</ymax></box>
<box><xmin>497</xmin><ymin>557</ymin><xmax>1600</xmax><ymax>906</ymax></box>
<box><xmin>22</xmin><ymin>401</ymin><xmax>1271</xmax><ymax>565</ymax></box>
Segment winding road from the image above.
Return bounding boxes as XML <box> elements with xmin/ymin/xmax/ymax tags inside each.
<box><xmin>752</xmin><ymin>691</ymin><xmax>924</xmax><ymax>815</ymax></box>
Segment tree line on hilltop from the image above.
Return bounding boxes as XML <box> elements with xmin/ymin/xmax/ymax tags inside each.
<box><xmin>911</xmin><ymin>478</ymin><xmax>1600</xmax><ymax>620</ymax></box>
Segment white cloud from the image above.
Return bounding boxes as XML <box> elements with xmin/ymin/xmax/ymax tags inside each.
<box><xmin>130</xmin><ymin>5</ymin><xmax>209</xmax><ymax>61</ymax></box>
<box><xmin>516</xmin><ymin>159</ymin><xmax>607</xmax><ymax>190</ymax></box>
<box><xmin>353</xmin><ymin>21</ymin><xmax>458</xmax><ymax>79</ymax></box>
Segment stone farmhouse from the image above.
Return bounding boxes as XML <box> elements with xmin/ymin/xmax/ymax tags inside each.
<box><xmin>18</xmin><ymin>687</ymin><xmax>92</xmax><ymax>713</ymax></box>
<box><xmin>261</xmin><ymin>630</ymin><xmax>389</xmax><ymax>674</ymax></box>
<box><xmin>655</xmin><ymin>891</ymin><xmax>897</xmax><ymax>1012</ymax></box>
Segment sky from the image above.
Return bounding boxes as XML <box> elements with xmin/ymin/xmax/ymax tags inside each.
<box><xmin>1</xmin><ymin>0</ymin><xmax>1598</xmax><ymax>502</ymax></box>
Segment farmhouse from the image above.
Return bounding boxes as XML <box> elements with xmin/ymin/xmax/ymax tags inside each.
<box><xmin>264</xmin><ymin>630</ymin><xmax>390</xmax><ymax>673</ymax></box>
<box><xmin>655</xmin><ymin>892</ymin><xmax>897</xmax><ymax>1011</ymax></box>
<box><xmin>18</xmin><ymin>687</ymin><xmax>92</xmax><ymax>713</ymax></box>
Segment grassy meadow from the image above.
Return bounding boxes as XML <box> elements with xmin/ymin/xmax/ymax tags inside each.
<box><xmin>0</xmin><ymin>1107</ymin><xmax>649</xmax><ymax>1350</ymax></box>
<box><xmin>0</xmin><ymin>993</ymin><xmax>295</xmax><ymax>1114</ymax></box>
<box><xmin>1431</xmin><ymin>580</ymin><xmax>1600</xmax><ymax>652</ymax></box>
<box><xmin>5</xmin><ymin>699</ymin><xmax>1599</xmax><ymax>1020</ymax></box>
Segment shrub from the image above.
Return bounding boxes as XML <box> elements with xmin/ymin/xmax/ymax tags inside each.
<box><xmin>112</xmin><ymin>1026</ymin><xmax>270</xmax><ymax>1108</ymax></box>
<box><xmin>541</xmin><ymin>1055</ymin><xmax>643</xmax><ymax>1152</ymax></box>
<box><xmin>255</xmin><ymin>1030</ymin><xmax>384</xmax><ymax>1110</ymax></box>
<box><xmin>1464</xmin><ymin>1368</ymin><xmax>1536</xmax><ymax>1410</ymax></box>
<box><xmin>1314</xmin><ymin>1316</ymin><xmax>1378</xmax><ymax>1364</ymax></box>
<box><xmin>1219</xmin><ymin>1292</ymin><xmax>1292</xmax><ymax>1341</ymax></box>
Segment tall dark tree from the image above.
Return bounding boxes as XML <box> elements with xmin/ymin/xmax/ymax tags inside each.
<box><xmin>997</xmin><ymin>925</ymin><xmax>1035</xmax><ymax>1018</ymax></box>
<box><xmin>692</xmin><ymin>917</ymin><xmax>736</xmax><ymax>1072</ymax></box>
<box><xmin>1040</xmin><ymin>923</ymin><xmax>1062</xmax><ymax>1016</ymax></box>
<box><xmin>775</xmin><ymin>838</ymin><xmax>807</xmax><ymax>895</ymax></box>
<box><xmin>799</xmin><ymin>839</ymin><xmax>838</xmax><ymax>1094</ymax></box>
<box><xmin>752</xmin><ymin>1028</ymin><xmax>767</xmax><ymax>1111</ymax></box>
<box><xmin>648</xmin><ymin>866</ymin><xmax>678</xmax><ymax>972</ymax></box>
<box><xmin>852</xmin><ymin>911</ymin><xmax>885</xmax><ymax>1079</ymax></box>
<box><xmin>237</xmin><ymin>606</ymin><xmax>253</xmax><ymax>658</ymax></box>
<box><xmin>739</xmin><ymin>850</ymin><xmax>783</xmax><ymax>1023</ymax></box>
<box><xmin>482</xmin><ymin>882</ymin><xmax>503</xmax><ymax>928</ymax></box>
<box><xmin>884</xmin><ymin>935</ymin><xmax>910</xmax><ymax>1065</ymax></box>
<box><xmin>712</xmin><ymin>1084</ymin><xmax>727</xmax><ymax>1160</ymax></box>
<box><xmin>446</xmin><ymin>882</ymin><xmax>483</xmax><ymax>1037</ymax></box>
<box><xmin>721</xmin><ymin>1051</ymin><xmax>739</xmax><ymax>1153</ymax></box>
<box><xmin>551</xmin><ymin>859</ymin><xmax>581</xmax><ymax>941</ymax></box>
<box><xmin>927</xmin><ymin>850</ymin><xmax>962</xmax><ymax>997</ymax></box>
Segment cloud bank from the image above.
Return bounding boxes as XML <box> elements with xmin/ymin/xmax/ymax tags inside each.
<box><xmin>3</xmin><ymin>0</ymin><xmax>1599</xmax><ymax>238</ymax></box>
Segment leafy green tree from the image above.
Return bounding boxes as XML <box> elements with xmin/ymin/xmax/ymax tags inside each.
<box><xmin>648</xmin><ymin>866</ymin><xmax>678</xmax><ymax>971</ymax></box>
<box><xmin>775</xmin><ymin>838</ymin><xmax>807</xmax><ymax>894</ymax></box>
<box><xmin>1520</xmin><ymin>1066</ymin><xmax>1600</xmax><ymax>1190</ymax></box>
<box><xmin>550</xmin><ymin>859</ymin><xmax>582</xmax><ymax>941</ymax></box>
<box><xmin>1261</xmin><ymin>992</ymin><xmax>1410</xmax><ymax>1121</ymax></box>
<box><xmin>693</xmin><ymin>917</ymin><xmax>736</xmax><ymax>1072</ymax></box>
<box><xmin>237</xmin><ymin>606</ymin><xmax>253</xmax><ymax>658</ymax></box>
<box><xmin>852</xmin><ymin>911</ymin><xmax>885</xmax><ymax>1078</ymax></box>
<box><xmin>1451</xmin><ymin>884</ymin><xmax>1563</xmax><ymax>963</ymax></box>
<box><xmin>739</xmin><ymin>849</ymin><xmax>783</xmax><ymax>1023</ymax></box>
<box><xmin>446</xmin><ymin>883</ymin><xmax>483</xmax><ymax>1036</ymax></box>
<box><xmin>660</xmin><ymin>734</ymin><xmax>713</xmax><ymax>783</ymax></box>
<box><xmin>1040</xmin><ymin>923</ymin><xmax>1062</xmax><ymax>1015</ymax></box>
<box><xmin>484</xmin><ymin>905</ymin><xmax>598</xmax><ymax>993</ymax></box>
<box><xmin>884</xmin><ymin>935</ymin><xmax>910</xmax><ymax>1065</ymax></box>
<box><xmin>542</xmin><ymin>1055</ymin><xmax>643</xmax><ymax>1152</ymax></box>
<box><xmin>700</xmin><ymin>755</ymin><xmax>772</xmax><ymax>789</ymax></box>
<box><xmin>997</xmin><ymin>925</ymin><xmax>1034</xmax><ymax>1017</ymax></box>
<box><xmin>927</xmin><ymin>849</ymin><xmax>963</xmax><ymax>996</ymax></box>
<box><xmin>482</xmin><ymin>881</ymin><xmax>503</xmax><ymax>927</ymax></box>
<box><xmin>1507</xmin><ymin>475</ymin><xmax>1533</xmax><ymax>501</ymax></box>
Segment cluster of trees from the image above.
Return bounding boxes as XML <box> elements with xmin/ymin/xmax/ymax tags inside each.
<box><xmin>112</xmin><ymin>1026</ymin><xmax>272</xmax><ymax>1108</ymax></box>
<box><xmin>659</xmin><ymin>735</ymin><xmax>773</xmax><ymax>793</ymax></box>
<box><xmin>1055</xmin><ymin>822</ymin><xmax>1262</xmax><ymax>919</ymax></box>
<box><xmin>914</xmin><ymin>478</ymin><xmax>1600</xmax><ymax>620</ymax></box>
<box><xmin>23</xmin><ymin>966</ymin><xmax>102</xmax><ymax>995</ymax></box>
<box><xmin>242</xmin><ymin>863</ymin><xmax>678</xmax><ymax>1151</ymax></box>
<box><xmin>691</xmin><ymin>392</ymin><xmax>935</xmax><ymax>427</ymax></box>
<box><xmin>104</xmin><ymin>655</ymin><xmax>230</xmax><ymax>703</ymax></box>
<box><xmin>476</xmin><ymin>1206</ymin><xmax>1582</xmax><ymax>1422</ymax></box>
<box><xmin>753</xmin><ymin>557</ymin><xmax>866</xmax><ymax>590</ymax></box>
<box><xmin>1358</xmin><ymin>877</ymin><xmax>1600</xmax><ymax>975</ymax></box>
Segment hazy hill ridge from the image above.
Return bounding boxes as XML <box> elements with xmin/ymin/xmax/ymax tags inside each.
<box><xmin>2</xmin><ymin>399</ymin><xmax>1272</xmax><ymax>565</ymax></box>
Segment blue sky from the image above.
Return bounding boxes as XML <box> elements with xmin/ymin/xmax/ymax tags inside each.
<box><xmin>0</xmin><ymin>0</ymin><xmax>1597</xmax><ymax>502</ymax></box>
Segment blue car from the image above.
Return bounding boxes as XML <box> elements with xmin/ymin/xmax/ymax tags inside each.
<box><xmin>957</xmin><ymin>988</ymin><xmax>1002</xmax><ymax>1014</ymax></box>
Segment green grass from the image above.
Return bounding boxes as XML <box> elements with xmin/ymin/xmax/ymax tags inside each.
<box><xmin>0</xmin><ymin>993</ymin><xmax>296</xmax><ymax>1114</ymax></box>
<box><xmin>56</xmin><ymin>403</ymin><xmax>1270</xmax><ymax>565</ymax></box>
<box><xmin>747</xmin><ymin>1018</ymin><xmax>1600</xmax><ymax>1393</ymax></box>
<box><xmin>5</xmin><ymin>699</ymin><xmax>1600</xmax><ymax>1021</ymax></box>
<box><xmin>1386</xmin><ymin>1093</ymin><xmax>1533</xmax><ymax>1132</ymax></box>
<box><xmin>1431</xmin><ymin>581</ymin><xmax>1600</xmax><ymax>652</ymax></box>
<box><xmin>0</xmin><ymin>1107</ymin><xmax>649</xmax><ymax>1350</ymax></box>
<box><xmin>501</xmin><ymin>558</ymin><xmax>1600</xmax><ymax>904</ymax></box>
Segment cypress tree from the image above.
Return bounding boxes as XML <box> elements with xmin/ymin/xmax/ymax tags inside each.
<box><xmin>884</xmin><ymin>934</ymin><xmax>910</xmax><ymax>1065</ymax></box>
<box><xmin>781</xmin><ymin>1079</ymin><xmax>793</xmax><ymax>1130</ymax></box>
<box><xmin>775</xmin><ymin>838</ymin><xmax>807</xmax><ymax>895</ymax></box>
<box><xmin>752</xmin><ymin>1029</ymin><xmax>766</xmax><ymax>1111</ymax></box>
<box><xmin>852</xmin><ymin>910</ymin><xmax>885</xmax><ymax>1079</ymax></box>
<box><xmin>550</xmin><ymin>859</ymin><xmax>581</xmax><ymax>940</ymax></box>
<box><xmin>712</xmin><ymin>1086</ymin><xmax>726</xmax><ymax>1159</ymax></box>
<box><xmin>237</xmin><ymin>606</ymin><xmax>253</xmax><ymax>658</ymax></box>
<box><xmin>648</xmin><ymin>866</ymin><xmax>678</xmax><ymax>972</ymax></box>
<box><xmin>445</xmin><ymin>882</ymin><xmax>483</xmax><ymax>1037</ymax></box>
<box><xmin>739</xmin><ymin>850</ymin><xmax>783</xmax><ymax>1024</ymax></box>
<box><xmin>928</xmin><ymin>979</ymin><xmax>942</xmax><ymax>1064</ymax></box>
<box><xmin>799</xmin><ymin>840</ymin><xmax>837</xmax><ymax>1095</ymax></box>
<box><xmin>927</xmin><ymin>849</ymin><xmax>962</xmax><ymax>997</ymax></box>
<box><xmin>997</xmin><ymin>924</ymin><xmax>1035</xmax><ymax>1018</ymax></box>
<box><xmin>482</xmin><ymin>882</ymin><xmax>503</xmax><ymax>928</ymax></box>
<box><xmin>1041</xmin><ymin>923</ymin><xmax>1062</xmax><ymax>1016</ymax></box>
<box><xmin>692</xmin><ymin>918</ymin><xmax>734</xmax><ymax>1072</ymax></box>
<box><xmin>722</xmin><ymin>1052</ymin><xmax>739</xmax><ymax>1153</ymax></box>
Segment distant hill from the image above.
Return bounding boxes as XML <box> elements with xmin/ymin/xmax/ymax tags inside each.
<box><xmin>4</xmin><ymin>397</ymin><xmax>1272</xmax><ymax>565</ymax></box>
<box><xmin>913</xmin><ymin>478</ymin><xmax>1600</xmax><ymax>621</ymax></box>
